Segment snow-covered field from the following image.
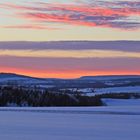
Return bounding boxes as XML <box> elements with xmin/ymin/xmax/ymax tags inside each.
<box><xmin>95</xmin><ymin>86</ymin><xmax>140</xmax><ymax>94</ymax></box>
<box><xmin>0</xmin><ymin>106</ymin><xmax>140</xmax><ymax>140</ymax></box>
<box><xmin>75</xmin><ymin>86</ymin><xmax>140</xmax><ymax>96</ymax></box>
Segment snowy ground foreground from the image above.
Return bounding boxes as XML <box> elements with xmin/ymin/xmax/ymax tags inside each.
<box><xmin>102</xmin><ymin>99</ymin><xmax>140</xmax><ymax>106</ymax></box>
<box><xmin>0</xmin><ymin>106</ymin><xmax>140</xmax><ymax>140</ymax></box>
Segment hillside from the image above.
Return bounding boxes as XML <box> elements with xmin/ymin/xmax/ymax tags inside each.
<box><xmin>0</xmin><ymin>73</ymin><xmax>140</xmax><ymax>95</ymax></box>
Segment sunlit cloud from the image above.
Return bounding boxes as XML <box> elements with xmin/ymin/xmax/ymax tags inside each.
<box><xmin>0</xmin><ymin>49</ymin><xmax>140</xmax><ymax>58</ymax></box>
<box><xmin>0</xmin><ymin>0</ymin><xmax>140</xmax><ymax>29</ymax></box>
<box><xmin>1</xmin><ymin>24</ymin><xmax>56</xmax><ymax>30</ymax></box>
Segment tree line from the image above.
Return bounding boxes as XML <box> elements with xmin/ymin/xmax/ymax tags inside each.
<box><xmin>0</xmin><ymin>86</ymin><xmax>102</xmax><ymax>107</ymax></box>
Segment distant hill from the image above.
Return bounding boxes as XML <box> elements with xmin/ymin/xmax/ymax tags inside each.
<box><xmin>0</xmin><ymin>73</ymin><xmax>140</xmax><ymax>89</ymax></box>
<box><xmin>79</xmin><ymin>75</ymin><xmax>140</xmax><ymax>80</ymax></box>
<box><xmin>0</xmin><ymin>72</ymin><xmax>140</xmax><ymax>81</ymax></box>
<box><xmin>0</xmin><ymin>73</ymin><xmax>33</xmax><ymax>79</ymax></box>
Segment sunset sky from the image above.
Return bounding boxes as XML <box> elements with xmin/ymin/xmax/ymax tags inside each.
<box><xmin>0</xmin><ymin>0</ymin><xmax>140</xmax><ymax>78</ymax></box>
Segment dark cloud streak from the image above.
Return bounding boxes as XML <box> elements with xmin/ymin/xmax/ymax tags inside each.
<box><xmin>0</xmin><ymin>41</ymin><xmax>140</xmax><ymax>52</ymax></box>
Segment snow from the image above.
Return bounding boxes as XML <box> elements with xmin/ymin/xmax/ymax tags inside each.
<box><xmin>94</xmin><ymin>86</ymin><xmax>140</xmax><ymax>95</ymax></box>
<box><xmin>77</xmin><ymin>88</ymin><xmax>94</xmax><ymax>94</ymax></box>
<box><xmin>0</xmin><ymin>106</ymin><xmax>140</xmax><ymax>140</ymax></box>
<box><xmin>69</xmin><ymin>86</ymin><xmax>140</xmax><ymax>96</ymax></box>
<box><xmin>102</xmin><ymin>98</ymin><xmax>140</xmax><ymax>106</ymax></box>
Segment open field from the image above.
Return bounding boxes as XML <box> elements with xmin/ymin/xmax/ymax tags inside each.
<box><xmin>0</xmin><ymin>106</ymin><xmax>140</xmax><ymax>140</ymax></box>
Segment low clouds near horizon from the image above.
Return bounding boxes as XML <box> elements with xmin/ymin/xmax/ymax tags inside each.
<box><xmin>0</xmin><ymin>41</ymin><xmax>139</xmax><ymax>78</ymax></box>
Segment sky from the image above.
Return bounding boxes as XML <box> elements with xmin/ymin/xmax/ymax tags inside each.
<box><xmin>0</xmin><ymin>0</ymin><xmax>140</xmax><ymax>78</ymax></box>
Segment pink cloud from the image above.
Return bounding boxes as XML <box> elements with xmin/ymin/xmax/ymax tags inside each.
<box><xmin>2</xmin><ymin>24</ymin><xmax>56</xmax><ymax>30</ymax></box>
<box><xmin>0</xmin><ymin>1</ymin><xmax>140</xmax><ymax>29</ymax></box>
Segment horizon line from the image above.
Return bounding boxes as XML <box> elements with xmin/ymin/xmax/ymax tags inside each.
<box><xmin>0</xmin><ymin>72</ymin><xmax>140</xmax><ymax>80</ymax></box>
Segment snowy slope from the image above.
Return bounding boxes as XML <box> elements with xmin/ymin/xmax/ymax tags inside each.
<box><xmin>0</xmin><ymin>73</ymin><xmax>53</xmax><ymax>88</ymax></box>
